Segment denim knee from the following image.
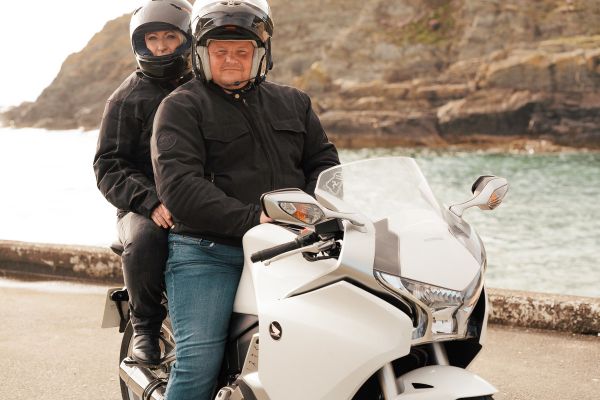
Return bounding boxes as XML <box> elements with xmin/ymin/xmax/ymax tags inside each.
<box><xmin>164</xmin><ymin>233</ymin><xmax>243</xmax><ymax>400</ymax></box>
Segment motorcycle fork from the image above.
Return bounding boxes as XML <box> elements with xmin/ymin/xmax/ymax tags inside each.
<box><xmin>430</xmin><ymin>342</ymin><xmax>450</xmax><ymax>365</ymax></box>
<box><xmin>377</xmin><ymin>363</ymin><xmax>398</xmax><ymax>399</ymax></box>
<box><xmin>377</xmin><ymin>343</ymin><xmax>449</xmax><ymax>400</ymax></box>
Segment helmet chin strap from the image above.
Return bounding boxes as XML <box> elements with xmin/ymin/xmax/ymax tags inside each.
<box><xmin>198</xmin><ymin>45</ymin><xmax>213</xmax><ymax>81</ymax></box>
<box><xmin>250</xmin><ymin>47</ymin><xmax>266</xmax><ymax>77</ymax></box>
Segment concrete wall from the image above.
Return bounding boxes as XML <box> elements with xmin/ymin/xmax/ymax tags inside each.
<box><xmin>0</xmin><ymin>240</ymin><xmax>122</xmax><ymax>283</ymax></box>
<box><xmin>488</xmin><ymin>288</ymin><xmax>600</xmax><ymax>335</ymax></box>
<box><xmin>1</xmin><ymin>240</ymin><xmax>598</xmax><ymax>335</ymax></box>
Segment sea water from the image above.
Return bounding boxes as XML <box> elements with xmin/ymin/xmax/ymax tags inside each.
<box><xmin>0</xmin><ymin>128</ymin><xmax>598</xmax><ymax>297</ymax></box>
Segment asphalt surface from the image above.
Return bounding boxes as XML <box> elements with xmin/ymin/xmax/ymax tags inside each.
<box><xmin>1</xmin><ymin>278</ymin><xmax>598</xmax><ymax>400</ymax></box>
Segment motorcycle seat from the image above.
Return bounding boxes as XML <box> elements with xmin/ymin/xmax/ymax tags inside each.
<box><xmin>228</xmin><ymin>312</ymin><xmax>258</xmax><ymax>341</ymax></box>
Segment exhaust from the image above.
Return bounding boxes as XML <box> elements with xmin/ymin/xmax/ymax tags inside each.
<box><xmin>119</xmin><ymin>359</ymin><xmax>167</xmax><ymax>400</ymax></box>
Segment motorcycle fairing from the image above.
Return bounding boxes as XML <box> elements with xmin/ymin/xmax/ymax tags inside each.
<box><xmin>258</xmin><ymin>281</ymin><xmax>414</xmax><ymax>400</ymax></box>
<box><xmin>376</xmin><ymin>213</ymin><xmax>481</xmax><ymax>291</ymax></box>
<box><xmin>236</xmin><ymin>223</ymin><xmax>343</xmax><ymax>315</ymax></box>
<box><xmin>394</xmin><ymin>365</ymin><xmax>497</xmax><ymax>399</ymax></box>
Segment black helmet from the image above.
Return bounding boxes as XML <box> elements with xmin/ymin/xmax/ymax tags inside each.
<box><xmin>191</xmin><ymin>0</ymin><xmax>274</xmax><ymax>84</ymax></box>
<box><xmin>130</xmin><ymin>0</ymin><xmax>193</xmax><ymax>80</ymax></box>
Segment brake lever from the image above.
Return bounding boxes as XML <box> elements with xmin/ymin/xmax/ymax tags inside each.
<box><xmin>263</xmin><ymin>239</ymin><xmax>336</xmax><ymax>266</ymax></box>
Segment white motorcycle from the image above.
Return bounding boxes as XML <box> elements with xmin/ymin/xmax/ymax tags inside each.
<box><xmin>106</xmin><ymin>156</ymin><xmax>508</xmax><ymax>400</ymax></box>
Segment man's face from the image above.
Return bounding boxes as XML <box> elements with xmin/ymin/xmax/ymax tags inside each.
<box><xmin>207</xmin><ymin>40</ymin><xmax>255</xmax><ymax>90</ymax></box>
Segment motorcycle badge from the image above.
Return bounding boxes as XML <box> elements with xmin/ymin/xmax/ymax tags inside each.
<box><xmin>325</xmin><ymin>171</ymin><xmax>343</xmax><ymax>195</ymax></box>
<box><xmin>269</xmin><ymin>321</ymin><xmax>282</xmax><ymax>340</ymax></box>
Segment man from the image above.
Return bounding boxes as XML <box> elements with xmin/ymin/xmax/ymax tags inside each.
<box><xmin>150</xmin><ymin>0</ymin><xmax>340</xmax><ymax>398</ymax></box>
<box><xmin>93</xmin><ymin>0</ymin><xmax>193</xmax><ymax>367</ymax></box>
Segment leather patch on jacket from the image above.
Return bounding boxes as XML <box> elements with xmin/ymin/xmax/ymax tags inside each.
<box><xmin>157</xmin><ymin>133</ymin><xmax>177</xmax><ymax>151</ymax></box>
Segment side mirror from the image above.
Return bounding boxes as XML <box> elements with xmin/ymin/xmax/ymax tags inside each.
<box><xmin>449</xmin><ymin>176</ymin><xmax>509</xmax><ymax>217</ymax></box>
<box><xmin>261</xmin><ymin>189</ymin><xmax>327</xmax><ymax>226</ymax></box>
<box><xmin>261</xmin><ymin>188</ymin><xmax>366</xmax><ymax>227</ymax></box>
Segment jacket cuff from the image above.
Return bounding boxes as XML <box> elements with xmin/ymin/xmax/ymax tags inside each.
<box><xmin>139</xmin><ymin>193</ymin><xmax>161</xmax><ymax>218</ymax></box>
<box><xmin>252</xmin><ymin>205</ymin><xmax>262</xmax><ymax>227</ymax></box>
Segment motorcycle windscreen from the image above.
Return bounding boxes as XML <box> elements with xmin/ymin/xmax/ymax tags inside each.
<box><xmin>315</xmin><ymin>157</ymin><xmax>484</xmax><ymax>290</ymax></box>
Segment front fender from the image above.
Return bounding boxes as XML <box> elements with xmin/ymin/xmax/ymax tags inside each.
<box><xmin>395</xmin><ymin>365</ymin><xmax>497</xmax><ymax>400</ymax></box>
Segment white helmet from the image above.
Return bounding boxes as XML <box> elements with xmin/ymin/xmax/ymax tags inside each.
<box><xmin>191</xmin><ymin>0</ymin><xmax>274</xmax><ymax>84</ymax></box>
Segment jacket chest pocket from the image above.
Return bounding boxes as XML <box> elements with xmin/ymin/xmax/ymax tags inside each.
<box><xmin>202</xmin><ymin>122</ymin><xmax>252</xmax><ymax>168</ymax></box>
<box><xmin>270</xmin><ymin>118</ymin><xmax>305</xmax><ymax>161</ymax></box>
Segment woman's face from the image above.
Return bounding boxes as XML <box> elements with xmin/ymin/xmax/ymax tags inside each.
<box><xmin>144</xmin><ymin>30</ymin><xmax>182</xmax><ymax>56</ymax></box>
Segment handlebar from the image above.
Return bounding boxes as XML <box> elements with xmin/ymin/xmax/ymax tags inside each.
<box><xmin>250</xmin><ymin>232</ymin><xmax>318</xmax><ymax>263</ymax></box>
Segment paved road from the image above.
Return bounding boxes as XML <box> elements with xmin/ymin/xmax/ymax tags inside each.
<box><xmin>1</xmin><ymin>278</ymin><xmax>599</xmax><ymax>400</ymax></box>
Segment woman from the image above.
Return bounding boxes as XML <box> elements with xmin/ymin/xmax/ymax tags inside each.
<box><xmin>93</xmin><ymin>0</ymin><xmax>193</xmax><ymax>367</ymax></box>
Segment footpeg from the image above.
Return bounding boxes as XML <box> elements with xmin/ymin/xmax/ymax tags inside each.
<box><xmin>123</xmin><ymin>357</ymin><xmax>137</xmax><ymax>366</ymax></box>
<box><xmin>122</xmin><ymin>357</ymin><xmax>162</xmax><ymax>370</ymax></box>
<box><xmin>215</xmin><ymin>385</ymin><xmax>244</xmax><ymax>400</ymax></box>
<box><xmin>215</xmin><ymin>387</ymin><xmax>233</xmax><ymax>399</ymax></box>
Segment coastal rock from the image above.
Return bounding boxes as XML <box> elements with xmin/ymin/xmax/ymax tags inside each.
<box><xmin>478</xmin><ymin>45</ymin><xmax>600</xmax><ymax>92</ymax></box>
<box><xmin>530</xmin><ymin>92</ymin><xmax>600</xmax><ymax>147</ymax></box>
<box><xmin>320</xmin><ymin>109</ymin><xmax>445</xmax><ymax>148</ymax></box>
<box><xmin>437</xmin><ymin>90</ymin><xmax>548</xmax><ymax>138</ymax></box>
<box><xmin>3</xmin><ymin>0</ymin><xmax>600</xmax><ymax>149</ymax></box>
<box><xmin>412</xmin><ymin>83</ymin><xmax>471</xmax><ymax>105</ymax></box>
<box><xmin>2</xmin><ymin>15</ymin><xmax>134</xmax><ymax>130</ymax></box>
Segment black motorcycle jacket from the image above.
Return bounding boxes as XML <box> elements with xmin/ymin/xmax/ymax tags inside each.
<box><xmin>93</xmin><ymin>70</ymin><xmax>191</xmax><ymax>218</ymax></box>
<box><xmin>151</xmin><ymin>79</ymin><xmax>340</xmax><ymax>246</ymax></box>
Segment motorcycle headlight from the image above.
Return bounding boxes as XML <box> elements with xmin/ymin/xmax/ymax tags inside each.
<box><xmin>376</xmin><ymin>270</ymin><xmax>483</xmax><ymax>341</ymax></box>
<box><xmin>400</xmin><ymin>277</ymin><xmax>465</xmax><ymax>335</ymax></box>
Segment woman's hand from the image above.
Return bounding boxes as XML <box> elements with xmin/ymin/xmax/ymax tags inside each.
<box><xmin>151</xmin><ymin>203</ymin><xmax>174</xmax><ymax>228</ymax></box>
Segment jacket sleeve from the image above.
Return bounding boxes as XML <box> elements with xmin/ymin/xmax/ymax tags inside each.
<box><xmin>93</xmin><ymin>98</ymin><xmax>160</xmax><ymax>218</ymax></box>
<box><xmin>301</xmin><ymin>96</ymin><xmax>340</xmax><ymax>196</ymax></box>
<box><xmin>151</xmin><ymin>93</ymin><xmax>261</xmax><ymax>237</ymax></box>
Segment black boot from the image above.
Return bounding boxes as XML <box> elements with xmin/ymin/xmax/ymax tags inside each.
<box><xmin>131</xmin><ymin>333</ymin><xmax>161</xmax><ymax>366</ymax></box>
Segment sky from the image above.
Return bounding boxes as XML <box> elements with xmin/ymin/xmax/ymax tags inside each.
<box><xmin>0</xmin><ymin>0</ymin><xmax>141</xmax><ymax>109</ymax></box>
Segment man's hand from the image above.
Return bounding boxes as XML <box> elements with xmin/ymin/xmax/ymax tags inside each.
<box><xmin>151</xmin><ymin>203</ymin><xmax>174</xmax><ymax>228</ymax></box>
<box><xmin>260</xmin><ymin>211</ymin><xmax>273</xmax><ymax>224</ymax></box>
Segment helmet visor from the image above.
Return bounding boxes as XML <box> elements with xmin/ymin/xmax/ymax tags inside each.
<box><xmin>197</xmin><ymin>12</ymin><xmax>271</xmax><ymax>45</ymax></box>
<box><xmin>132</xmin><ymin>22</ymin><xmax>190</xmax><ymax>57</ymax></box>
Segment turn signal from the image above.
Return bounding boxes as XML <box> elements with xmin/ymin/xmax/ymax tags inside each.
<box><xmin>279</xmin><ymin>202</ymin><xmax>324</xmax><ymax>225</ymax></box>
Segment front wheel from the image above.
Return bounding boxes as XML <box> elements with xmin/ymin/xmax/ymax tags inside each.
<box><xmin>118</xmin><ymin>318</ymin><xmax>175</xmax><ymax>400</ymax></box>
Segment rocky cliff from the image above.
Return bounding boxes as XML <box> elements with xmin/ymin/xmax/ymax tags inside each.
<box><xmin>4</xmin><ymin>0</ymin><xmax>600</xmax><ymax>149</ymax></box>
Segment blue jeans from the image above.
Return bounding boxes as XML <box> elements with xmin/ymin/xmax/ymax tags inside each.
<box><xmin>164</xmin><ymin>233</ymin><xmax>244</xmax><ymax>400</ymax></box>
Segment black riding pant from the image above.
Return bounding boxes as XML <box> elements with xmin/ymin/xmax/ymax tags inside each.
<box><xmin>117</xmin><ymin>212</ymin><xmax>168</xmax><ymax>334</ymax></box>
